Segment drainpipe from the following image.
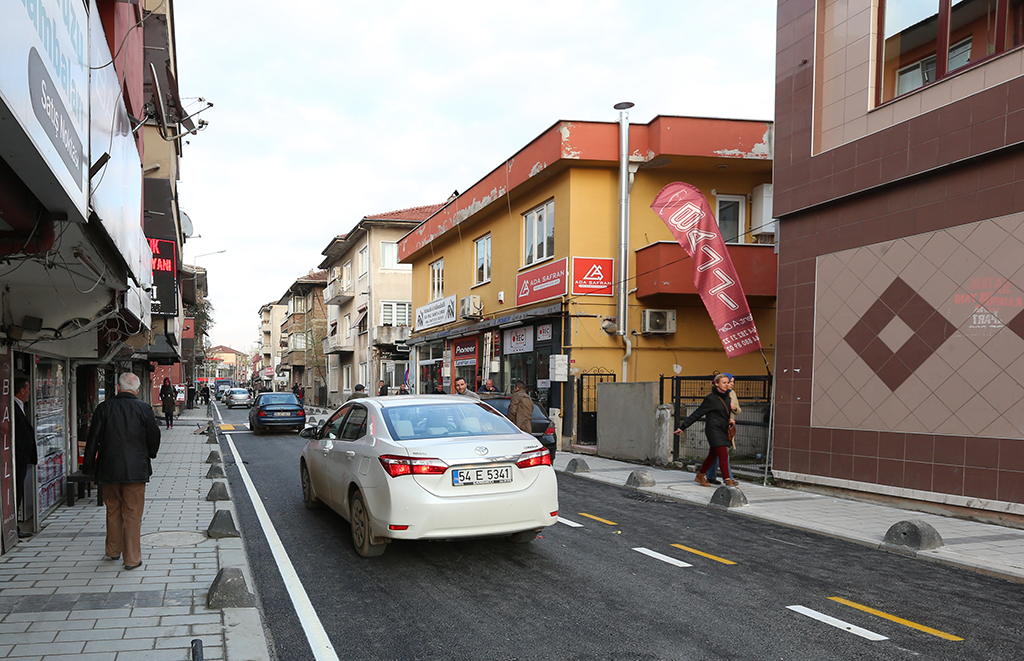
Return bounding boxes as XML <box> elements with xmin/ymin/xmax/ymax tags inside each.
<box><xmin>614</xmin><ymin>102</ymin><xmax>634</xmax><ymax>382</ymax></box>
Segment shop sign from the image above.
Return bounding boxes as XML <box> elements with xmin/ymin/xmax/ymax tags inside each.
<box><xmin>536</xmin><ymin>324</ymin><xmax>553</xmax><ymax>341</ymax></box>
<box><xmin>504</xmin><ymin>327</ymin><xmax>534</xmax><ymax>355</ymax></box>
<box><xmin>516</xmin><ymin>258</ymin><xmax>567</xmax><ymax>306</ymax></box>
<box><xmin>452</xmin><ymin>338</ymin><xmax>477</xmax><ymax>366</ymax></box>
<box><xmin>415</xmin><ymin>295</ymin><xmax>457</xmax><ymax>331</ymax></box>
<box><xmin>263</xmin><ymin>367</ymin><xmax>274</xmax><ymax>377</ymax></box>
<box><xmin>0</xmin><ymin>351</ymin><xmax>16</xmax><ymax>551</ymax></box>
<box><xmin>149</xmin><ymin>238</ymin><xmax>179</xmax><ymax>316</ymax></box>
<box><xmin>572</xmin><ymin>257</ymin><xmax>614</xmax><ymax>296</ymax></box>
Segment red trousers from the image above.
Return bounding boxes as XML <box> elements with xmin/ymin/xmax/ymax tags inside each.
<box><xmin>700</xmin><ymin>446</ymin><xmax>731</xmax><ymax>479</ymax></box>
<box><xmin>103</xmin><ymin>482</ymin><xmax>146</xmax><ymax>566</ymax></box>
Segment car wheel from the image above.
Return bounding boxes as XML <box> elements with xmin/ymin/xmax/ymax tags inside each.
<box><xmin>507</xmin><ymin>529</ymin><xmax>539</xmax><ymax>544</ymax></box>
<box><xmin>350</xmin><ymin>491</ymin><xmax>387</xmax><ymax>557</ymax></box>
<box><xmin>251</xmin><ymin>424</ymin><xmax>262</xmax><ymax>435</ymax></box>
<box><xmin>300</xmin><ymin>462</ymin><xmax>321</xmax><ymax>509</ymax></box>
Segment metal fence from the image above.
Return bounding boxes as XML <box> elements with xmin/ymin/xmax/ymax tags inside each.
<box><xmin>660</xmin><ymin>375</ymin><xmax>772</xmax><ymax>463</ymax></box>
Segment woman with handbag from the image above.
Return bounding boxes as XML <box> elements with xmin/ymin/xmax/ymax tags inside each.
<box><xmin>674</xmin><ymin>373</ymin><xmax>738</xmax><ymax>487</ymax></box>
<box><xmin>706</xmin><ymin>373</ymin><xmax>741</xmax><ymax>484</ymax></box>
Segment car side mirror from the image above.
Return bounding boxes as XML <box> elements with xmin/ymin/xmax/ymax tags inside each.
<box><xmin>299</xmin><ymin>427</ymin><xmax>315</xmax><ymax>439</ymax></box>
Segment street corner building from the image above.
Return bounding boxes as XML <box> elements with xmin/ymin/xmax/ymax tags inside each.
<box><xmin>773</xmin><ymin>0</ymin><xmax>1024</xmax><ymax>514</ymax></box>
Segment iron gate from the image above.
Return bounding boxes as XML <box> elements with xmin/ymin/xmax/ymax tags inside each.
<box><xmin>576</xmin><ymin>368</ymin><xmax>616</xmax><ymax>445</ymax></box>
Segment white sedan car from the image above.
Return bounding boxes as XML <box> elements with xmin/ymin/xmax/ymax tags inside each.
<box><xmin>299</xmin><ymin>396</ymin><xmax>559</xmax><ymax>557</ymax></box>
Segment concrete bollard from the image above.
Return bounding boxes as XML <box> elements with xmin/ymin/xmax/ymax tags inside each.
<box><xmin>710</xmin><ymin>485</ymin><xmax>748</xmax><ymax>509</ymax></box>
<box><xmin>206</xmin><ymin>464</ymin><xmax>225</xmax><ymax>479</ymax></box>
<box><xmin>881</xmin><ymin>519</ymin><xmax>944</xmax><ymax>556</ymax></box>
<box><xmin>206</xmin><ymin>422</ymin><xmax>218</xmax><ymax>444</ymax></box>
<box><xmin>206</xmin><ymin>482</ymin><xmax>230</xmax><ymax>502</ymax></box>
<box><xmin>565</xmin><ymin>458</ymin><xmax>590</xmax><ymax>474</ymax></box>
<box><xmin>207</xmin><ymin>509</ymin><xmax>240</xmax><ymax>539</ymax></box>
<box><xmin>625</xmin><ymin>469</ymin><xmax>656</xmax><ymax>487</ymax></box>
<box><xmin>206</xmin><ymin>567</ymin><xmax>253</xmax><ymax>608</ymax></box>
<box><xmin>206</xmin><ymin>451</ymin><xmax>222</xmax><ymax>464</ymax></box>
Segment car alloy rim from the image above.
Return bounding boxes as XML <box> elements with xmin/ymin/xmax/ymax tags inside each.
<box><xmin>353</xmin><ymin>498</ymin><xmax>367</xmax><ymax>545</ymax></box>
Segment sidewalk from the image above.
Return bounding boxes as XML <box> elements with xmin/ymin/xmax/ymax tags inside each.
<box><xmin>0</xmin><ymin>407</ymin><xmax>269</xmax><ymax>661</ymax></box>
<box><xmin>552</xmin><ymin>452</ymin><xmax>1024</xmax><ymax>583</ymax></box>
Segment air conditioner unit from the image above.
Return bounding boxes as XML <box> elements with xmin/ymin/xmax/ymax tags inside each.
<box><xmin>641</xmin><ymin>309</ymin><xmax>677</xmax><ymax>334</ymax></box>
<box><xmin>394</xmin><ymin>343</ymin><xmax>410</xmax><ymax>354</ymax></box>
<box><xmin>460</xmin><ymin>294</ymin><xmax>482</xmax><ymax>320</ymax></box>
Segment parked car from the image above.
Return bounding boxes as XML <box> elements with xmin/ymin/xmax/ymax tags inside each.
<box><xmin>226</xmin><ymin>388</ymin><xmax>252</xmax><ymax>409</ymax></box>
<box><xmin>299</xmin><ymin>396</ymin><xmax>558</xmax><ymax>557</ymax></box>
<box><xmin>478</xmin><ymin>394</ymin><xmax>557</xmax><ymax>461</ymax></box>
<box><xmin>249</xmin><ymin>392</ymin><xmax>306</xmax><ymax>434</ymax></box>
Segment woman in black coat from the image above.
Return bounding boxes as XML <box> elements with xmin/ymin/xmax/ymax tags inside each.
<box><xmin>159</xmin><ymin>377</ymin><xmax>176</xmax><ymax>429</ymax></box>
<box><xmin>674</xmin><ymin>373</ymin><xmax>738</xmax><ymax>487</ymax></box>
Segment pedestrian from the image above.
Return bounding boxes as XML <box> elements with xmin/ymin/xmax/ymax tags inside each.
<box><xmin>159</xmin><ymin>377</ymin><xmax>175</xmax><ymax>429</ymax></box>
<box><xmin>82</xmin><ymin>372</ymin><xmax>162</xmax><ymax>571</ymax></box>
<box><xmin>453</xmin><ymin>376</ymin><xmax>480</xmax><ymax>400</ymax></box>
<box><xmin>431</xmin><ymin>382</ymin><xmax>447</xmax><ymax>394</ymax></box>
<box><xmin>201</xmin><ymin>384</ymin><xmax>210</xmax><ymax>405</ymax></box>
<box><xmin>186</xmin><ymin>383</ymin><xmax>196</xmax><ymax>409</ymax></box>
<box><xmin>706</xmin><ymin>373</ymin><xmax>741</xmax><ymax>485</ymax></box>
<box><xmin>397</xmin><ymin>383</ymin><xmax>410</xmax><ymax>395</ymax></box>
<box><xmin>477</xmin><ymin>378</ymin><xmax>498</xmax><ymax>393</ymax></box>
<box><xmin>378</xmin><ymin>380</ymin><xmax>389</xmax><ymax>397</ymax></box>
<box><xmin>347</xmin><ymin>384</ymin><xmax>369</xmax><ymax>401</ymax></box>
<box><xmin>13</xmin><ymin>377</ymin><xmax>38</xmax><ymax>539</ymax></box>
<box><xmin>507</xmin><ymin>380</ymin><xmax>533</xmax><ymax>433</ymax></box>
<box><xmin>674</xmin><ymin>373</ymin><xmax>738</xmax><ymax>487</ymax></box>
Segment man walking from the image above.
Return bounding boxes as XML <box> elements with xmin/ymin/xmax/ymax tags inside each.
<box><xmin>453</xmin><ymin>377</ymin><xmax>480</xmax><ymax>400</ymax></box>
<box><xmin>82</xmin><ymin>372</ymin><xmax>162</xmax><ymax>570</ymax></box>
<box><xmin>13</xmin><ymin>378</ymin><xmax>38</xmax><ymax>539</ymax></box>
<box><xmin>506</xmin><ymin>380</ymin><xmax>533</xmax><ymax>433</ymax></box>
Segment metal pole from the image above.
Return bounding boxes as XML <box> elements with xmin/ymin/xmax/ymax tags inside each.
<box><xmin>615</xmin><ymin>102</ymin><xmax>633</xmax><ymax>338</ymax></box>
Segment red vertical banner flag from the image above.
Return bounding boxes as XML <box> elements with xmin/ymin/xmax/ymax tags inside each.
<box><xmin>651</xmin><ymin>182</ymin><xmax>763</xmax><ymax>358</ymax></box>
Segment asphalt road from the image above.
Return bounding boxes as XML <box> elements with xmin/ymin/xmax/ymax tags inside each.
<box><xmin>215</xmin><ymin>404</ymin><xmax>1024</xmax><ymax>661</ymax></box>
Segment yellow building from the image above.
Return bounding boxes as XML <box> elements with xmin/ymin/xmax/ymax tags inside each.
<box><xmin>398</xmin><ymin>115</ymin><xmax>777</xmax><ymax>444</ymax></box>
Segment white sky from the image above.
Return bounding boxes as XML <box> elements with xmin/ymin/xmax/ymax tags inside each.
<box><xmin>172</xmin><ymin>0</ymin><xmax>778</xmax><ymax>353</ymax></box>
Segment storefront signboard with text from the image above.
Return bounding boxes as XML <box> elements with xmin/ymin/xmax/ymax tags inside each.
<box><xmin>516</xmin><ymin>258</ymin><xmax>567</xmax><ymax>306</ymax></box>
<box><xmin>504</xmin><ymin>327</ymin><xmax>534</xmax><ymax>355</ymax></box>
<box><xmin>536</xmin><ymin>324</ymin><xmax>552</xmax><ymax>341</ymax></box>
<box><xmin>452</xmin><ymin>338</ymin><xmax>477</xmax><ymax>366</ymax></box>
<box><xmin>571</xmin><ymin>257</ymin><xmax>614</xmax><ymax>296</ymax></box>
<box><xmin>415</xmin><ymin>295</ymin><xmax>457</xmax><ymax>331</ymax></box>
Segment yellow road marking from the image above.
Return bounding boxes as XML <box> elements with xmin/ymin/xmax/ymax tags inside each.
<box><xmin>670</xmin><ymin>543</ymin><xmax>737</xmax><ymax>565</ymax></box>
<box><xmin>219</xmin><ymin>424</ymin><xmax>235</xmax><ymax>430</ymax></box>
<box><xmin>578</xmin><ymin>513</ymin><xmax>618</xmax><ymax>526</ymax></box>
<box><xmin>829</xmin><ymin>597</ymin><xmax>963</xmax><ymax>641</ymax></box>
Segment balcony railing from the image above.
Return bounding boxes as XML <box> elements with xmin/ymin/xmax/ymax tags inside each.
<box><xmin>372</xmin><ymin>325</ymin><xmax>410</xmax><ymax>346</ymax></box>
<box><xmin>325</xmin><ymin>279</ymin><xmax>354</xmax><ymax>305</ymax></box>
<box><xmin>322</xmin><ymin>335</ymin><xmax>355</xmax><ymax>354</ymax></box>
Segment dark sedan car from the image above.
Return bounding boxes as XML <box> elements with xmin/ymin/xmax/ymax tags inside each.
<box><xmin>479</xmin><ymin>394</ymin><xmax>556</xmax><ymax>460</ymax></box>
<box><xmin>249</xmin><ymin>392</ymin><xmax>306</xmax><ymax>434</ymax></box>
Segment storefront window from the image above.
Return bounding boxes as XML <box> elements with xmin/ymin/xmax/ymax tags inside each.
<box><xmin>34</xmin><ymin>358</ymin><xmax>66</xmax><ymax>516</ymax></box>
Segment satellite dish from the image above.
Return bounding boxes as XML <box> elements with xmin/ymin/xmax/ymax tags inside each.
<box><xmin>148</xmin><ymin>63</ymin><xmax>170</xmax><ymax>136</ymax></box>
<box><xmin>181</xmin><ymin>211</ymin><xmax>194</xmax><ymax>238</ymax></box>
<box><xmin>164</xmin><ymin>65</ymin><xmax>196</xmax><ymax>133</ymax></box>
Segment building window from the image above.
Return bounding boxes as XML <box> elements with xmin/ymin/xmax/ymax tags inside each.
<box><xmin>343</xmin><ymin>364</ymin><xmax>352</xmax><ymax>392</ymax></box>
<box><xmin>342</xmin><ymin>261</ymin><xmax>352</xmax><ymax>289</ymax></box>
<box><xmin>475</xmin><ymin>234</ymin><xmax>491</xmax><ymax>285</ymax></box>
<box><xmin>358</xmin><ymin>245</ymin><xmax>368</xmax><ymax>277</ymax></box>
<box><xmin>430</xmin><ymin>258</ymin><xmax>444</xmax><ymax>301</ymax></box>
<box><xmin>381</xmin><ymin>301</ymin><xmax>412</xmax><ymax>326</ymax></box>
<box><xmin>715</xmin><ymin>194</ymin><xmax>746</xmax><ymax>244</ymax></box>
<box><xmin>291</xmin><ymin>333</ymin><xmax>307</xmax><ymax>350</ymax></box>
<box><xmin>523</xmin><ymin>200</ymin><xmax>554</xmax><ymax>266</ymax></box>
<box><xmin>288</xmin><ymin>297</ymin><xmax>306</xmax><ymax>315</ymax></box>
<box><xmin>381</xmin><ymin>242</ymin><xmax>410</xmax><ymax>270</ymax></box>
<box><xmin>344</xmin><ymin>314</ymin><xmax>351</xmax><ymax>338</ymax></box>
<box><xmin>879</xmin><ymin>0</ymin><xmax>1023</xmax><ymax>104</ymax></box>
<box><xmin>359</xmin><ymin>361</ymin><xmax>368</xmax><ymax>386</ymax></box>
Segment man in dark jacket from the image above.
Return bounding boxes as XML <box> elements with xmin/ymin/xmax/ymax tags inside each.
<box><xmin>13</xmin><ymin>377</ymin><xmax>38</xmax><ymax>539</ymax></box>
<box><xmin>347</xmin><ymin>384</ymin><xmax>369</xmax><ymax>401</ymax></box>
<box><xmin>674</xmin><ymin>374</ymin><xmax>737</xmax><ymax>487</ymax></box>
<box><xmin>83</xmin><ymin>372</ymin><xmax>162</xmax><ymax>570</ymax></box>
<box><xmin>507</xmin><ymin>380</ymin><xmax>533</xmax><ymax>433</ymax></box>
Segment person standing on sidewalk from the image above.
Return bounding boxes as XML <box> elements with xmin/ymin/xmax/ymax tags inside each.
<box><xmin>453</xmin><ymin>377</ymin><xmax>480</xmax><ymax>400</ymax></box>
<box><xmin>347</xmin><ymin>384</ymin><xmax>369</xmax><ymax>401</ymax></box>
<box><xmin>13</xmin><ymin>377</ymin><xmax>38</xmax><ymax>539</ymax></box>
<box><xmin>706</xmin><ymin>373</ymin><xmax>741</xmax><ymax>485</ymax></box>
<box><xmin>507</xmin><ymin>380</ymin><xmax>533</xmax><ymax>433</ymax></box>
<box><xmin>82</xmin><ymin>372</ymin><xmax>162</xmax><ymax>570</ymax></box>
<box><xmin>674</xmin><ymin>373</ymin><xmax>738</xmax><ymax>487</ymax></box>
<box><xmin>159</xmin><ymin>377</ymin><xmax>175</xmax><ymax>429</ymax></box>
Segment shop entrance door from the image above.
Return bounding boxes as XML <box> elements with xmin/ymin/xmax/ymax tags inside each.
<box><xmin>576</xmin><ymin>368</ymin><xmax>615</xmax><ymax>445</ymax></box>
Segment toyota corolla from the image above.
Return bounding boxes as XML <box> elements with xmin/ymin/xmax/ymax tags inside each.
<box><xmin>299</xmin><ymin>396</ymin><xmax>558</xmax><ymax>557</ymax></box>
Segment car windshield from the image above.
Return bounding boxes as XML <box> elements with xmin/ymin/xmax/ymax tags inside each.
<box><xmin>383</xmin><ymin>402</ymin><xmax>521</xmax><ymax>440</ymax></box>
<box><xmin>259</xmin><ymin>393</ymin><xmax>299</xmax><ymax>406</ymax></box>
<box><xmin>231</xmin><ymin>389</ymin><xmax>248</xmax><ymax>396</ymax></box>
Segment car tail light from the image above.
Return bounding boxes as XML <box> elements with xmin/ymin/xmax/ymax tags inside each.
<box><xmin>389</xmin><ymin>524</ymin><xmax>409</xmax><ymax>531</ymax></box>
<box><xmin>516</xmin><ymin>448</ymin><xmax>551</xmax><ymax>469</ymax></box>
<box><xmin>378</xmin><ymin>455</ymin><xmax>448</xmax><ymax>478</ymax></box>
<box><xmin>550</xmin><ymin>511</ymin><xmax>558</xmax><ymax>517</ymax></box>
<box><xmin>545</xmin><ymin>426</ymin><xmax>555</xmax><ymax>435</ymax></box>
<box><xmin>258</xmin><ymin>410</ymin><xmax>268</xmax><ymax>417</ymax></box>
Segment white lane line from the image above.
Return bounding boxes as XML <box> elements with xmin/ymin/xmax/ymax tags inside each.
<box><xmin>787</xmin><ymin>605</ymin><xmax>888</xmax><ymax>641</ymax></box>
<box><xmin>632</xmin><ymin>547</ymin><xmax>693</xmax><ymax>567</ymax></box>
<box><xmin>557</xmin><ymin>516</ymin><xmax>583</xmax><ymax>527</ymax></box>
<box><xmin>224</xmin><ymin>435</ymin><xmax>340</xmax><ymax>661</ymax></box>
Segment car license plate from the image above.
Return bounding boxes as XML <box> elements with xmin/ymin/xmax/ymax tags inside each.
<box><xmin>274</xmin><ymin>412</ymin><xmax>290</xmax><ymax>417</ymax></box>
<box><xmin>452</xmin><ymin>466</ymin><xmax>512</xmax><ymax>486</ymax></box>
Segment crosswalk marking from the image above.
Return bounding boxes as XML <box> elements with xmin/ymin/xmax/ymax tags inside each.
<box><xmin>787</xmin><ymin>605</ymin><xmax>888</xmax><ymax>641</ymax></box>
<box><xmin>632</xmin><ymin>547</ymin><xmax>693</xmax><ymax>567</ymax></box>
<box><xmin>829</xmin><ymin>597</ymin><xmax>963</xmax><ymax>641</ymax></box>
<box><xmin>557</xmin><ymin>516</ymin><xmax>584</xmax><ymax>527</ymax></box>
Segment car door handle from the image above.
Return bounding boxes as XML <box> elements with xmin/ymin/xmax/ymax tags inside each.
<box><xmin>345</xmin><ymin>451</ymin><xmax>356</xmax><ymax>459</ymax></box>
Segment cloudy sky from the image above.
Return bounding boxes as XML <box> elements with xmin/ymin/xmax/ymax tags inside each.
<box><xmin>172</xmin><ymin>0</ymin><xmax>778</xmax><ymax>352</ymax></box>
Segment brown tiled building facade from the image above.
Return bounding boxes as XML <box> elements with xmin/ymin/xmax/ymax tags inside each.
<box><xmin>774</xmin><ymin>0</ymin><xmax>1024</xmax><ymax>514</ymax></box>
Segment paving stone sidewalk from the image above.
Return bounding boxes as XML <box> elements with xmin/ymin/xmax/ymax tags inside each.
<box><xmin>553</xmin><ymin>453</ymin><xmax>1024</xmax><ymax>583</ymax></box>
<box><xmin>0</xmin><ymin>407</ymin><xmax>270</xmax><ymax>661</ymax></box>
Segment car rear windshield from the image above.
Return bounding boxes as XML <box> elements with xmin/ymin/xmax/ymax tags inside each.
<box><xmin>259</xmin><ymin>393</ymin><xmax>299</xmax><ymax>406</ymax></box>
<box><xmin>383</xmin><ymin>402</ymin><xmax>521</xmax><ymax>440</ymax></box>
<box><xmin>231</xmin><ymin>389</ymin><xmax>248</xmax><ymax>395</ymax></box>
